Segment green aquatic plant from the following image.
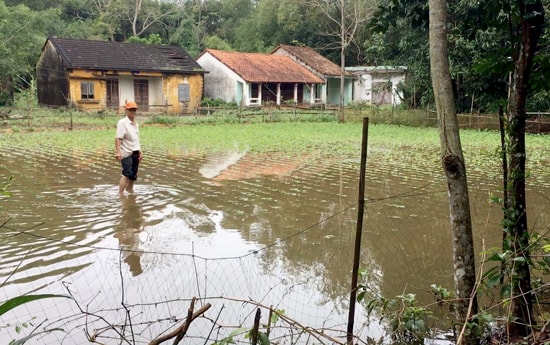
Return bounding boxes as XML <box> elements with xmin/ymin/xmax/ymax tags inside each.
<box><xmin>0</xmin><ymin>295</ymin><xmax>70</xmax><ymax>316</ymax></box>
<box><xmin>145</xmin><ymin>115</ymin><xmax>178</xmax><ymax>125</ymax></box>
<box><xmin>1</xmin><ymin>176</ymin><xmax>12</xmax><ymax>198</ymax></box>
<box><xmin>1</xmin><ymin>121</ymin><xmax>548</xmax><ymax>163</ymax></box>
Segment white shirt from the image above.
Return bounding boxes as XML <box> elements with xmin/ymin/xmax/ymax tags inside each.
<box><xmin>116</xmin><ymin>116</ymin><xmax>140</xmax><ymax>158</ymax></box>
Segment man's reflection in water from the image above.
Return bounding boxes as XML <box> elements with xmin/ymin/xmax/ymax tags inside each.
<box><xmin>115</xmin><ymin>194</ymin><xmax>144</xmax><ymax>276</ymax></box>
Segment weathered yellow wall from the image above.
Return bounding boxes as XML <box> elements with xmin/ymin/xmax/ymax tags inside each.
<box><xmin>164</xmin><ymin>74</ymin><xmax>203</xmax><ymax>114</ymax></box>
<box><xmin>67</xmin><ymin>69</ymin><xmax>203</xmax><ymax>114</ymax></box>
<box><xmin>68</xmin><ymin>70</ymin><xmax>106</xmax><ymax>111</ymax></box>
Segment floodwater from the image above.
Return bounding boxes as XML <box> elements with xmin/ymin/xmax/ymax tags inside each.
<box><xmin>0</xmin><ymin>140</ymin><xmax>549</xmax><ymax>344</ymax></box>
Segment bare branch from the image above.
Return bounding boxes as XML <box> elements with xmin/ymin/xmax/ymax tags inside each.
<box><xmin>148</xmin><ymin>297</ymin><xmax>212</xmax><ymax>345</ymax></box>
<box><xmin>128</xmin><ymin>0</ymin><xmax>180</xmax><ymax>37</ymax></box>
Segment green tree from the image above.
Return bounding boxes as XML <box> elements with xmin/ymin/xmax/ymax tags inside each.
<box><xmin>4</xmin><ymin>0</ymin><xmax>65</xmax><ymax>10</ymax></box>
<box><xmin>367</xmin><ymin>0</ymin><xmax>550</xmax><ymax>113</ymax></box>
<box><xmin>366</xmin><ymin>0</ymin><xmax>432</xmax><ymax>108</ymax></box>
<box><xmin>232</xmin><ymin>0</ymin><xmax>279</xmax><ymax>52</ymax></box>
<box><xmin>127</xmin><ymin>33</ymin><xmax>163</xmax><ymax>44</ymax></box>
<box><xmin>203</xmin><ymin>35</ymin><xmax>233</xmax><ymax>51</ymax></box>
<box><xmin>217</xmin><ymin>0</ymin><xmax>255</xmax><ymax>45</ymax></box>
<box><xmin>0</xmin><ymin>1</ymin><xmax>59</xmax><ymax>105</ymax></box>
<box><xmin>92</xmin><ymin>0</ymin><xmax>128</xmax><ymax>40</ymax></box>
<box><xmin>228</xmin><ymin>0</ymin><xmax>336</xmax><ymax>54</ymax></box>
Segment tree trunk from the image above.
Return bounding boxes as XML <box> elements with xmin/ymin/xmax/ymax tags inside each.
<box><xmin>428</xmin><ymin>1</ymin><xmax>479</xmax><ymax>344</ymax></box>
<box><xmin>504</xmin><ymin>0</ymin><xmax>544</xmax><ymax>336</ymax></box>
<box><xmin>338</xmin><ymin>0</ymin><xmax>346</xmax><ymax>123</ymax></box>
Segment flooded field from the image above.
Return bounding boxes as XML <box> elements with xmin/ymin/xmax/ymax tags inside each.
<box><xmin>1</xmin><ymin>125</ymin><xmax>549</xmax><ymax>344</ymax></box>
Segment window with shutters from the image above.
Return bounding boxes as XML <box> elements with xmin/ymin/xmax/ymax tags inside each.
<box><xmin>81</xmin><ymin>82</ymin><xmax>95</xmax><ymax>100</ymax></box>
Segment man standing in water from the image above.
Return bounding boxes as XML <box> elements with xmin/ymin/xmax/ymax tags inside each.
<box><xmin>115</xmin><ymin>101</ymin><xmax>142</xmax><ymax>195</ymax></box>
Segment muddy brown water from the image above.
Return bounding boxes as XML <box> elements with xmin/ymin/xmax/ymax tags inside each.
<box><xmin>0</xmin><ymin>143</ymin><xmax>549</xmax><ymax>344</ymax></box>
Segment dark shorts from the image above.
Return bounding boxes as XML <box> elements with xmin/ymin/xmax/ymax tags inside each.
<box><xmin>121</xmin><ymin>151</ymin><xmax>140</xmax><ymax>181</ymax></box>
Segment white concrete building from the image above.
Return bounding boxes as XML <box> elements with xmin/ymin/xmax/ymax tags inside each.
<box><xmin>346</xmin><ymin>66</ymin><xmax>407</xmax><ymax>106</ymax></box>
<box><xmin>196</xmin><ymin>49</ymin><xmax>324</xmax><ymax>107</ymax></box>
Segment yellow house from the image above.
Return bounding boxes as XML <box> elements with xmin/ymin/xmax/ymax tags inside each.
<box><xmin>36</xmin><ymin>37</ymin><xmax>205</xmax><ymax>114</ymax></box>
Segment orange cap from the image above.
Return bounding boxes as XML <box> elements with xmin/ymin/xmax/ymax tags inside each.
<box><xmin>125</xmin><ymin>101</ymin><xmax>138</xmax><ymax>110</ymax></box>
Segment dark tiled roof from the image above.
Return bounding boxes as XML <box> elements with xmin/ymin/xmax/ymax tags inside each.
<box><xmin>201</xmin><ymin>49</ymin><xmax>324</xmax><ymax>83</ymax></box>
<box><xmin>47</xmin><ymin>36</ymin><xmax>204</xmax><ymax>73</ymax></box>
<box><xmin>272</xmin><ymin>45</ymin><xmax>348</xmax><ymax>77</ymax></box>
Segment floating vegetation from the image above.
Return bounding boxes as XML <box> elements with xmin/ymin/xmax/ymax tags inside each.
<box><xmin>1</xmin><ymin>122</ymin><xmax>548</xmax><ymax>181</ymax></box>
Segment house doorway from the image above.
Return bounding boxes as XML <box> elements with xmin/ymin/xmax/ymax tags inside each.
<box><xmin>106</xmin><ymin>79</ymin><xmax>119</xmax><ymax>109</ymax></box>
<box><xmin>280</xmin><ymin>83</ymin><xmax>301</xmax><ymax>104</ymax></box>
<box><xmin>236</xmin><ymin>82</ymin><xmax>244</xmax><ymax>106</ymax></box>
<box><xmin>372</xmin><ymin>81</ymin><xmax>392</xmax><ymax>105</ymax></box>
<box><xmin>250</xmin><ymin>83</ymin><xmax>260</xmax><ymax>105</ymax></box>
<box><xmin>261</xmin><ymin>83</ymin><xmax>278</xmax><ymax>104</ymax></box>
<box><xmin>134</xmin><ymin>79</ymin><xmax>149</xmax><ymax>111</ymax></box>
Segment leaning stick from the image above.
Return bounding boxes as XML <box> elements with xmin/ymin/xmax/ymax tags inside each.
<box><xmin>149</xmin><ymin>297</ymin><xmax>212</xmax><ymax>345</ymax></box>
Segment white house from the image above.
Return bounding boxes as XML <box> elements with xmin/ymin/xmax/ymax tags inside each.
<box><xmin>196</xmin><ymin>49</ymin><xmax>324</xmax><ymax>107</ymax></box>
<box><xmin>271</xmin><ymin>45</ymin><xmax>354</xmax><ymax>106</ymax></box>
<box><xmin>345</xmin><ymin>66</ymin><xmax>407</xmax><ymax>106</ymax></box>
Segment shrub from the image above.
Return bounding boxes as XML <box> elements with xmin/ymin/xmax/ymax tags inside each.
<box><xmin>201</xmin><ymin>97</ymin><xmax>227</xmax><ymax>107</ymax></box>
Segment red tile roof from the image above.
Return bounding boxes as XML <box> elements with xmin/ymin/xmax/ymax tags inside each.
<box><xmin>202</xmin><ymin>49</ymin><xmax>324</xmax><ymax>83</ymax></box>
<box><xmin>272</xmin><ymin>45</ymin><xmax>347</xmax><ymax>77</ymax></box>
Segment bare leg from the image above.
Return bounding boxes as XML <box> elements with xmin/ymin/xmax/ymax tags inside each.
<box><xmin>119</xmin><ymin>175</ymin><xmax>130</xmax><ymax>195</ymax></box>
<box><xmin>126</xmin><ymin>180</ymin><xmax>135</xmax><ymax>193</ymax></box>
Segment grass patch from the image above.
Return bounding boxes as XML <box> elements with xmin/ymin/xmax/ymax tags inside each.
<box><xmin>1</xmin><ymin>108</ymin><xmax>120</xmax><ymax>131</ymax></box>
<box><xmin>1</xmin><ymin>120</ymin><xmax>547</xmax><ymax>155</ymax></box>
<box><xmin>1</xmin><ymin>119</ymin><xmax>549</xmax><ymax>196</ymax></box>
<box><xmin>1</xmin><ymin>106</ymin><xmax>548</xmax><ymax>170</ymax></box>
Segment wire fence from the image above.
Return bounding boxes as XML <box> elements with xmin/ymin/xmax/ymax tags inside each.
<box><xmin>2</xmin><ymin>112</ymin><xmax>548</xmax><ymax>344</ymax></box>
<box><xmin>1</xmin><ymin>105</ymin><xmax>549</xmax><ymax>134</ymax></box>
<box><xmin>1</xmin><ymin>220</ymin><xmax>375</xmax><ymax>345</ymax></box>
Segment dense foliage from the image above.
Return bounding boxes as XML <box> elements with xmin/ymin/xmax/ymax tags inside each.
<box><xmin>0</xmin><ymin>0</ymin><xmax>548</xmax><ymax>112</ymax></box>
